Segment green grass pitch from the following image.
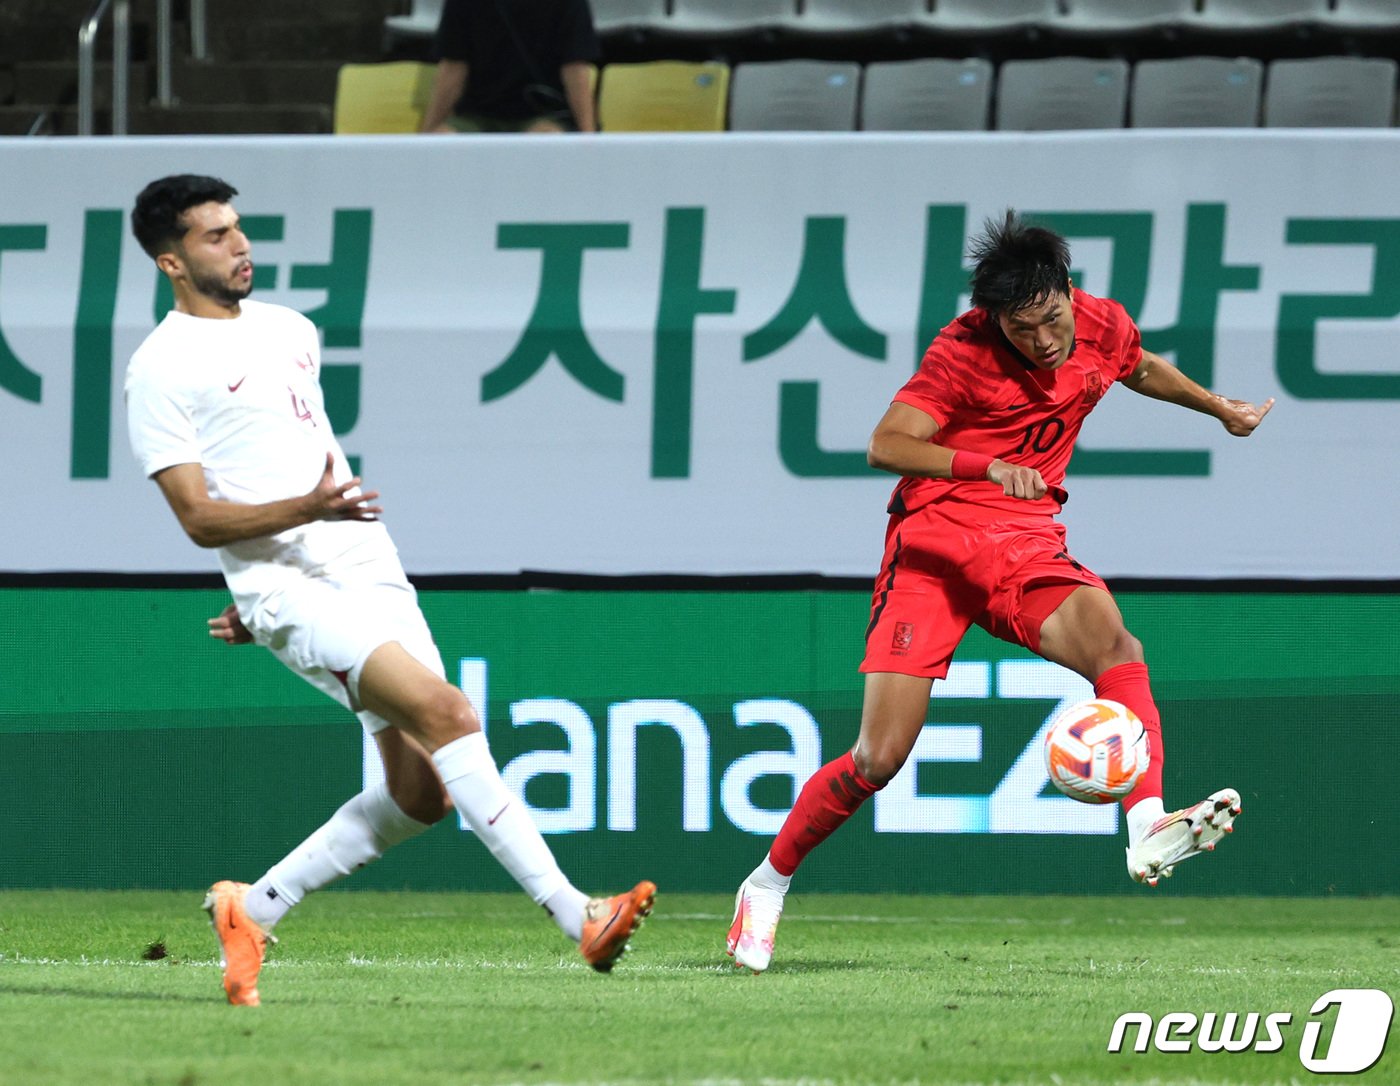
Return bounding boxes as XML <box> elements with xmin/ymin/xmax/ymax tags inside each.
<box><xmin>0</xmin><ymin>891</ymin><xmax>1395</xmax><ymax>1085</ymax></box>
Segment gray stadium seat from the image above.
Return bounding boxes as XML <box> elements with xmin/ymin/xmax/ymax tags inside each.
<box><xmin>1326</xmin><ymin>0</ymin><xmax>1400</xmax><ymax>31</ymax></box>
<box><xmin>860</xmin><ymin>58</ymin><xmax>992</xmax><ymax>131</ymax></box>
<box><xmin>791</xmin><ymin>0</ymin><xmax>928</xmax><ymax>38</ymax></box>
<box><xmin>995</xmin><ymin>58</ymin><xmax>1129</xmax><ymax>131</ymax></box>
<box><xmin>591</xmin><ymin>0</ymin><xmax>670</xmax><ymax>37</ymax></box>
<box><xmin>729</xmin><ymin>60</ymin><xmax>860</xmax><ymax>131</ymax></box>
<box><xmin>1195</xmin><ymin>0</ymin><xmax>1328</xmax><ymax>32</ymax></box>
<box><xmin>1131</xmin><ymin>57</ymin><xmax>1264</xmax><ymax>128</ymax></box>
<box><xmin>1264</xmin><ymin>57</ymin><xmax>1398</xmax><ymax>127</ymax></box>
<box><xmin>665</xmin><ymin>0</ymin><xmax>797</xmax><ymax>38</ymax></box>
<box><xmin>918</xmin><ymin>0</ymin><xmax>1058</xmax><ymax>34</ymax></box>
<box><xmin>383</xmin><ymin>0</ymin><xmax>444</xmax><ymax>44</ymax></box>
<box><xmin>1057</xmin><ymin>0</ymin><xmax>1197</xmax><ymax>37</ymax></box>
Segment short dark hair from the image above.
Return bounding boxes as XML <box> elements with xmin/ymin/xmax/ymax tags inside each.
<box><xmin>967</xmin><ymin>210</ymin><xmax>1071</xmax><ymax>317</ymax></box>
<box><xmin>131</xmin><ymin>174</ymin><xmax>238</xmax><ymax>258</ymax></box>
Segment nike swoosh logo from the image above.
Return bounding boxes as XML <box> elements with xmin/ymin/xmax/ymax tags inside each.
<box><xmin>228</xmin><ymin>376</ymin><xmax>247</xmax><ymax>392</ymax></box>
<box><xmin>487</xmin><ymin>801</ymin><xmax>511</xmax><ymax>826</ymax></box>
<box><xmin>587</xmin><ymin>904</ymin><xmax>624</xmax><ymax>949</ymax></box>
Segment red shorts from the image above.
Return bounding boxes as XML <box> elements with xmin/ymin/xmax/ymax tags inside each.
<box><xmin>860</xmin><ymin>500</ymin><xmax>1110</xmax><ymax>679</ymax></box>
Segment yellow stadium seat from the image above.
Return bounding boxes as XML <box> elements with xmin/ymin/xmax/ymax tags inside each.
<box><xmin>334</xmin><ymin>62</ymin><xmax>436</xmax><ymax>135</ymax></box>
<box><xmin>598</xmin><ymin>61</ymin><xmax>731</xmax><ymax>132</ymax></box>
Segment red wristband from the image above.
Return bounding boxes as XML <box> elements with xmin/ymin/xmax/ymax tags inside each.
<box><xmin>949</xmin><ymin>451</ymin><xmax>995</xmax><ymax>481</ymax></box>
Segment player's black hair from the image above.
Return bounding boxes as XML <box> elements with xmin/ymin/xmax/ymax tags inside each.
<box><xmin>131</xmin><ymin>174</ymin><xmax>238</xmax><ymax>258</ymax></box>
<box><xmin>967</xmin><ymin>210</ymin><xmax>1072</xmax><ymax>317</ymax></box>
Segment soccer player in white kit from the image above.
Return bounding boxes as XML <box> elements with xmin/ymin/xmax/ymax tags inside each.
<box><xmin>125</xmin><ymin>174</ymin><xmax>654</xmax><ymax>1006</ymax></box>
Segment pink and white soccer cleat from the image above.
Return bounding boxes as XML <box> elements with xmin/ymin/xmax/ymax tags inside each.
<box><xmin>726</xmin><ymin>877</ymin><xmax>785</xmax><ymax>973</ymax></box>
<box><xmin>1126</xmin><ymin>788</ymin><xmax>1242</xmax><ymax>887</ymax></box>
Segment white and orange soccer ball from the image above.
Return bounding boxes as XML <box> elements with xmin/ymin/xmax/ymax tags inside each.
<box><xmin>1043</xmin><ymin>698</ymin><xmax>1149</xmax><ymax>805</ymax></box>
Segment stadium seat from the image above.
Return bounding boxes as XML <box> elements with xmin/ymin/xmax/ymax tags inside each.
<box><xmin>664</xmin><ymin>0</ymin><xmax>797</xmax><ymax>40</ymax></box>
<box><xmin>918</xmin><ymin>0</ymin><xmax>1059</xmax><ymax>35</ymax></box>
<box><xmin>591</xmin><ymin>0</ymin><xmax>671</xmax><ymax>37</ymax></box>
<box><xmin>995</xmin><ymin>58</ymin><xmax>1129</xmax><ymax>131</ymax></box>
<box><xmin>860</xmin><ymin>58</ymin><xmax>993</xmax><ymax>131</ymax></box>
<box><xmin>1131</xmin><ymin>57</ymin><xmax>1264</xmax><ymax>128</ymax></box>
<box><xmin>1264</xmin><ymin>57</ymin><xmax>1398</xmax><ymax>127</ymax></box>
<box><xmin>728</xmin><ymin>60</ymin><xmax>860</xmax><ymax>132</ymax></box>
<box><xmin>598</xmin><ymin>61</ymin><xmax>730</xmax><ymax>132</ymax></box>
<box><xmin>1326</xmin><ymin>0</ymin><xmax>1400</xmax><ymax>32</ymax></box>
<box><xmin>1056</xmin><ymin>0</ymin><xmax>1197</xmax><ymax>38</ymax></box>
<box><xmin>383</xmin><ymin>0</ymin><xmax>444</xmax><ymax>45</ymax></box>
<box><xmin>790</xmin><ymin>0</ymin><xmax>928</xmax><ymax>39</ymax></box>
<box><xmin>333</xmin><ymin>62</ymin><xmax>436</xmax><ymax>134</ymax></box>
<box><xmin>1194</xmin><ymin>0</ymin><xmax>1328</xmax><ymax>32</ymax></box>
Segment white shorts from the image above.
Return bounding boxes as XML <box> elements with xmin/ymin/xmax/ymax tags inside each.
<box><xmin>252</xmin><ymin>564</ymin><xmax>445</xmax><ymax>735</ymax></box>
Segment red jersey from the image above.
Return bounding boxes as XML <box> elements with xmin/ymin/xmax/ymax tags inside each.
<box><xmin>889</xmin><ymin>288</ymin><xmax>1141</xmax><ymax>516</ymax></box>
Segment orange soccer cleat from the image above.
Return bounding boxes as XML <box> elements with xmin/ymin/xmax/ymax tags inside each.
<box><xmin>579</xmin><ymin>880</ymin><xmax>656</xmax><ymax>972</ymax></box>
<box><xmin>202</xmin><ymin>880</ymin><xmax>275</xmax><ymax>1006</ymax></box>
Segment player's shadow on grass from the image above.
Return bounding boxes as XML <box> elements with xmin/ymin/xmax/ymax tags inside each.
<box><xmin>1</xmin><ymin>984</ymin><xmax>214</xmax><ymax>1004</ymax></box>
<box><xmin>725</xmin><ymin>958</ymin><xmax>869</xmax><ymax>974</ymax></box>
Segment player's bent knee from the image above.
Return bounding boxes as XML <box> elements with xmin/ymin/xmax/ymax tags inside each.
<box><xmin>852</xmin><ymin>745</ymin><xmax>904</xmax><ymax>789</ymax></box>
<box><xmin>411</xmin><ymin>683</ymin><xmax>481</xmax><ymax>748</ymax></box>
<box><xmin>1103</xmin><ymin>629</ymin><xmax>1145</xmax><ymax>668</ymax></box>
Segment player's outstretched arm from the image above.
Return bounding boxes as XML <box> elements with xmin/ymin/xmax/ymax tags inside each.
<box><xmin>1121</xmin><ymin>350</ymin><xmax>1274</xmax><ymax>437</ymax></box>
<box><xmin>153</xmin><ymin>453</ymin><xmax>383</xmax><ymax>549</ymax></box>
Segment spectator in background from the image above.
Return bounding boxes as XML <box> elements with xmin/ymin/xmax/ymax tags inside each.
<box><xmin>421</xmin><ymin>0</ymin><xmax>599</xmax><ymax>134</ymax></box>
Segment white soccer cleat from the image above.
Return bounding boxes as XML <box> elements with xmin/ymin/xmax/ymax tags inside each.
<box><xmin>726</xmin><ymin>877</ymin><xmax>785</xmax><ymax>973</ymax></box>
<box><xmin>1126</xmin><ymin>788</ymin><xmax>1242</xmax><ymax>887</ymax></box>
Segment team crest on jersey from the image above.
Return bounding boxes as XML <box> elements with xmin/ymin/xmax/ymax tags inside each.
<box><xmin>1082</xmin><ymin>370</ymin><xmax>1104</xmax><ymax>404</ymax></box>
<box><xmin>892</xmin><ymin>622</ymin><xmax>915</xmax><ymax>654</ymax></box>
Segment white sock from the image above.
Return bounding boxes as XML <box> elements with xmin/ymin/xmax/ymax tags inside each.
<box><xmin>1126</xmin><ymin>797</ymin><xmax>1166</xmax><ymax>848</ymax></box>
<box><xmin>750</xmin><ymin>855</ymin><xmax>792</xmax><ymax>894</ymax></box>
<box><xmin>245</xmin><ymin>782</ymin><xmax>430</xmax><ymax>930</ymax></box>
<box><xmin>543</xmin><ymin>885</ymin><xmax>590</xmax><ymax>942</ymax></box>
<box><xmin>432</xmin><ymin>732</ymin><xmax>579</xmax><ymax>936</ymax></box>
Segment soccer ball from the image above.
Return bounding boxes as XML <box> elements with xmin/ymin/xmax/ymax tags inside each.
<box><xmin>1043</xmin><ymin>698</ymin><xmax>1149</xmax><ymax>805</ymax></box>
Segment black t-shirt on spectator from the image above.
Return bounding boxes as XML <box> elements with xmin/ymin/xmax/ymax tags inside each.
<box><xmin>435</xmin><ymin>0</ymin><xmax>600</xmax><ymax>121</ymax></box>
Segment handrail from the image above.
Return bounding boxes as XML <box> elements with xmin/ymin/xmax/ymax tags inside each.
<box><xmin>77</xmin><ymin>0</ymin><xmax>208</xmax><ymax>136</ymax></box>
<box><xmin>191</xmin><ymin>0</ymin><xmax>209</xmax><ymax>61</ymax></box>
<box><xmin>156</xmin><ymin>0</ymin><xmax>172</xmax><ymax>106</ymax></box>
<box><xmin>154</xmin><ymin>0</ymin><xmax>210</xmax><ymax>105</ymax></box>
<box><xmin>77</xmin><ymin>0</ymin><xmax>129</xmax><ymax>135</ymax></box>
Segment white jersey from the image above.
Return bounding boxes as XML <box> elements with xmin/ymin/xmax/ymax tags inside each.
<box><xmin>124</xmin><ymin>299</ymin><xmax>398</xmax><ymax>627</ymax></box>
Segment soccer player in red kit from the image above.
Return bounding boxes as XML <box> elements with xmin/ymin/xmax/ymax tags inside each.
<box><xmin>727</xmin><ymin>211</ymin><xmax>1274</xmax><ymax>973</ymax></box>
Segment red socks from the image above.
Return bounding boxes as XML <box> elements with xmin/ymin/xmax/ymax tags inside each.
<box><xmin>767</xmin><ymin>665</ymin><xmax>1160</xmax><ymax>874</ymax></box>
<box><xmin>769</xmin><ymin>751</ymin><xmax>878</xmax><ymax>876</ymax></box>
<box><xmin>1095</xmin><ymin>661</ymin><xmax>1164</xmax><ymax>812</ymax></box>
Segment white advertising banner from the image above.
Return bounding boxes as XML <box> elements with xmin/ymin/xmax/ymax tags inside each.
<box><xmin>1</xmin><ymin>131</ymin><xmax>1397</xmax><ymax>578</ymax></box>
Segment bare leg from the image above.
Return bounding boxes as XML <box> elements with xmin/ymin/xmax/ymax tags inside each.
<box><xmin>1034</xmin><ymin>585</ymin><xmax>1143</xmax><ymax>681</ymax></box>
<box><xmin>356</xmin><ymin>642</ymin><xmax>587</xmax><ymax>931</ymax></box>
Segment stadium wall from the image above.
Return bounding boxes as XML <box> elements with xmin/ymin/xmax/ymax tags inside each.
<box><xmin>1</xmin><ymin>586</ymin><xmax>1395</xmax><ymax>896</ymax></box>
<box><xmin>2</xmin><ymin>133</ymin><xmax>1399</xmax><ymax>580</ymax></box>
<box><xmin>2</xmin><ymin>134</ymin><xmax>1396</xmax><ymax>897</ymax></box>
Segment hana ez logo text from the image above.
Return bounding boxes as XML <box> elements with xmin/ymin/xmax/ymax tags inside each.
<box><xmin>1109</xmin><ymin>988</ymin><xmax>1393</xmax><ymax>1073</ymax></box>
